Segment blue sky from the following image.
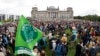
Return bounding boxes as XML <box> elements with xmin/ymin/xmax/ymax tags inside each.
<box><xmin>0</xmin><ymin>0</ymin><xmax>100</xmax><ymax>16</ymax></box>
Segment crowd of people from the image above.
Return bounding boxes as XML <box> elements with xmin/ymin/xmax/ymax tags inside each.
<box><xmin>33</xmin><ymin>20</ymin><xmax>100</xmax><ymax>56</ymax></box>
<box><xmin>0</xmin><ymin>20</ymin><xmax>100</xmax><ymax>56</ymax></box>
<box><xmin>0</xmin><ymin>23</ymin><xmax>15</xmax><ymax>56</ymax></box>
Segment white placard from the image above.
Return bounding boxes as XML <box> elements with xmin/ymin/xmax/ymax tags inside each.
<box><xmin>8</xmin><ymin>27</ymin><xmax>15</xmax><ymax>32</ymax></box>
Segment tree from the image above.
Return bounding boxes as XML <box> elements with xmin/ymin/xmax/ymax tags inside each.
<box><xmin>74</xmin><ymin>15</ymin><xmax>100</xmax><ymax>21</ymax></box>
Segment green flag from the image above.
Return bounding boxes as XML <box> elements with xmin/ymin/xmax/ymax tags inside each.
<box><xmin>15</xmin><ymin>15</ymin><xmax>42</xmax><ymax>56</ymax></box>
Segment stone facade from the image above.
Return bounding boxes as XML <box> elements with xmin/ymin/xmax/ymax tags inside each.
<box><xmin>31</xmin><ymin>6</ymin><xmax>73</xmax><ymax>21</ymax></box>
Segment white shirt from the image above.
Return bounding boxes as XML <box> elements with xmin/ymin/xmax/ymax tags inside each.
<box><xmin>52</xmin><ymin>40</ymin><xmax>56</xmax><ymax>51</ymax></box>
<box><xmin>48</xmin><ymin>33</ymin><xmax>52</xmax><ymax>39</ymax></box>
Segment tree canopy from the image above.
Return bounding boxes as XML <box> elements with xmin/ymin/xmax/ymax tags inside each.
<box><xmin>74</xmin><ymin>15</ymin><xmax>100</xmax><ymax>21</ymax></box>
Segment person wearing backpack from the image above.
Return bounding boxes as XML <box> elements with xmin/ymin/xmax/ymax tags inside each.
<box><xmin>55</xmin><ymin>41</ymin><xmax>63</xmax><ymax>56</ymax></box>
<box><xmin>2</xmin><ymin>34</ymin><xmax>9</xmax><ymax>49</ymax></box>
<box><xmin>62</xmin><ymin>42</ymin><xmax>68</xmax><ymax>56</ymax></box>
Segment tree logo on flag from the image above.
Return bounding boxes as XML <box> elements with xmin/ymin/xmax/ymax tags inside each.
<box><xmin>21</xmin><ymin>24</ymin><xmax>38</xmax><ymax>42</ymax></box>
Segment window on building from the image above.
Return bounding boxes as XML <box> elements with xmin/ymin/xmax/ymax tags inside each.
<box><xmin>2</xmin><ymin>15</ymin><xmax>5</xmax><ymax>21</ymax></box>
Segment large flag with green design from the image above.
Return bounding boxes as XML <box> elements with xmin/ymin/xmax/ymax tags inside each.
<box><xmin>15</xmin><ymin>15</ymin><xmax>42</xmax><ymax>56</ymax></box>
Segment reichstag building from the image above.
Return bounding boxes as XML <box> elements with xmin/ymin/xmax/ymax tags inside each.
<box><xmin>31</xmin><ymin>6</ymin><xmax>73</xmax><ymax>21</ymax></box>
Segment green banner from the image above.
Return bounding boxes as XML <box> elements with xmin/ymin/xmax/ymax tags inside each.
<box><xmin>15</xmin><ymin>15</ymin><xmax>42</xmax><ymax>56</ymax></box>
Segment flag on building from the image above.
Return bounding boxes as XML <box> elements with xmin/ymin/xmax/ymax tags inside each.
<box><xmin>15</xmin><ymin>15</ymin><xmax>42</xmax><ymax>56</ymax></box>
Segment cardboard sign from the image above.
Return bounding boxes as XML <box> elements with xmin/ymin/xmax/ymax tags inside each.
<box><xmin>8</xmin><ymin>27</ymin><xmax>15</xmax><ymax>32</ymax></box>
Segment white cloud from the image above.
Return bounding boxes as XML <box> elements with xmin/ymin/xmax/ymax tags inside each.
<box><xmin>0</xmin><ymin>0</ymin><xmax>100</xmax><ymax>16</ymax></box>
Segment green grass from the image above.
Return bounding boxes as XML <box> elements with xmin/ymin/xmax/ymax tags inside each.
<box><xmin>68</xmin><ymin>47</ymin><xmax>76</xmax><ymax>56</ymax></box>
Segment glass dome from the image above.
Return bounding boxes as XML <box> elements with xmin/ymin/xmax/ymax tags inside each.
<box><xmin>48</xmin><ymin>6</ymin><xmax>56</xmax><ymax>9</ymax></box>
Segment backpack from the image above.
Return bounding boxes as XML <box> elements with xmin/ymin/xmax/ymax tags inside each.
<box><xmin>62</xmin><ymin>45</ymin><xmax>67</xmax><ymax>54</ymax></box>
<box><xmin>55</xmin><ymin>43</ymin><xmax>62</xmax><ymax>54</ymax></box>
<box><xmin>81</xmin><ymin>47</ymin><xmax>86</xmax><ymax>55</ymax></box>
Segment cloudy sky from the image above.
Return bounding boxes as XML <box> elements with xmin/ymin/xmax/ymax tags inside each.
<box><xmin>0</xmin><ymin>0</ymin><xmax>100</xmax><ymax>16</ymax></box>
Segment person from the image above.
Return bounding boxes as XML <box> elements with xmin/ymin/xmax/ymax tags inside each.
<box><xmin>52</xmin><ymin>40</ymin><xmax>56</xmax><ymax>51</ymax></box>
<box><xmin>61</xmin><ymin>34</ymin><xmax>67</xmax><ymax>43</ymax></box>
<box><xmin>0</xmin><ymin>36</ymin><xmax>3</xmax><ymax>48</ymax></box>
<box><xmin>62</xmin><ymin>42</ymin><xmax>68</xmax><ymax>56</ymax></box>
<box><xmin>2</xmin><ymin>33</ymin><xmax>9</xmax><ymax>49</ymax></box>
<box><xmin>90</xmin><ymin>27</ymin><xmax>96</xmax><ymax>38</ymax></box>
<box><xmin>48</xmin><ymin>32</ymin><xmax>56</xmax><ymax>50</ymax></box>
<box><xmin>40</xmin><ymin>49</ymin><xmax>46</xmax><ymax>56</ymax></box>
<box><xmin>75</xmin><ymin>42</ymin><xmax>82</xmax><ymax>56</ymax></box>
<box><xmin>82</xmin><ymin>31</ymin><xmax>90</xmax><ymax>46</ymax></box>
<box><xmin>6</xmin><ymin>49</ymin><xmax>12</xmax><ymax>56</ymax></box>
<box><xmin>38</xmin><ymin>32</ymin><xmax>47</xmax><ymax>50</ymax></box>
<box><xmin>71</xmin><ymin>27</ymin><xmax>78</xmax><ymax>41</ymax></box>
<box><xmin>33</xmin><ymin>46</ymin><xmax>40</xmax><ymax>56</ymax></box>
<box><xmin>48</xmin><ymin>32</ymin><xmax>53</xmax><ymax>40</ymax></box>
<box><xmin>81</xmin><ymin>45</ymin><xmax>89</xmax><ymax>56</ymax></box>
<box><xmin>51</xmin><ymin>40</ymin><xmax>56</xmax><ymax>56</ymax></box>
<box><xmin>54</xmin><ymin>39</ymin><xmax>62</xmax><ymax>56</ymax></box>
<box><xmin>38</xmin><ymin>37</ymin><xmax>47</xmax><ymax>50</ymax></box>
<box><xmin>88</xmin><ymin>42</ymin><xmax>97</xmax><ymax>56</ymax></box>
<box><xmin>0</xmin><ymin>45</ymin><xmax>5</xmax><ymax>56</ymax></box>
